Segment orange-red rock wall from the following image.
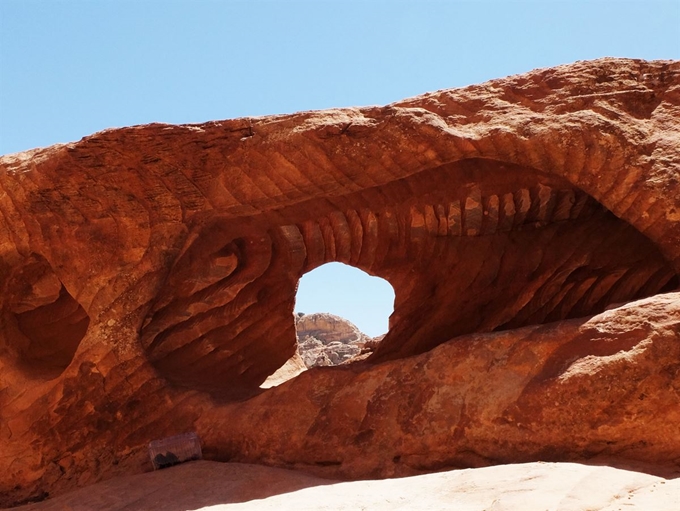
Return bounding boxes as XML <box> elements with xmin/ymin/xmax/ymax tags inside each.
<box><xmin>0</xmin><ymin>58</ymin><xmax>679</xmax><ymax>506</ymax></box>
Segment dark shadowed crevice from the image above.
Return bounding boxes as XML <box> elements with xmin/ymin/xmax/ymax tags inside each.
<box><xmin>3</xmin><ymin>254</ymin><xmax>90</xmax><ymax>380</ymax></box>
<box><xmin>16</xmin><ymin>286</ymin><xmax>90</xmax><ymax>375</ymax></box>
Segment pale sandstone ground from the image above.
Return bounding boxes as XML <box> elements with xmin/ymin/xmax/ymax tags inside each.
<box><xmin>260</xmin><ymin>351</ymin><xmax>307</xmax><ymax>388</ymax></box>
<box><xmin>14</xmin><ymin>460</ymin><xmax>680</xmax><ymax>511</ymax></box>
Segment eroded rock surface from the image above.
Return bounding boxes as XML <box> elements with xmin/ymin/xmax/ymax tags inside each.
<box><xmin>0</xmin><ymin>58</ymin><xmax>679</xmax><ymax>507</ymax></box>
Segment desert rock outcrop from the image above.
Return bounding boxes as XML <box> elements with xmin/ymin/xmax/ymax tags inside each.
<box><xmin>295</xmin><ymin>313</ymin><xmax>369</xmax><ymax>367</ymax></box>
<box><xmin>0</xmin><ymin>58</ymin><xmax>679</xmax><ymax>507</ymax></box>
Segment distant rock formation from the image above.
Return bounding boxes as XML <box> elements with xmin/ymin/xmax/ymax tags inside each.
<box><xmin>1</xmin><ymin>58</ymin><xmax>679</xmax><ymax>507</ymax></box>
<box><xmin>295</xmin><ymin>312</ymin><xmax>371</xmax><ymax>367</ymax></box>
<box><xmin>264</xmin><ymin>312</ymin><xmax>378</xmax><ymax>385</ymax></box>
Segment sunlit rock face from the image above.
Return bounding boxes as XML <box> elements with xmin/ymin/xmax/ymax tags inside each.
<box><xmin>0</xmin><ymin>58</ymin><xmax>679</xmax><ymax>506</ymax></box>
<box><xmin>295</xmin><ymin>313</ymin><xmax>369</xmax><ymax>367</ymax></box>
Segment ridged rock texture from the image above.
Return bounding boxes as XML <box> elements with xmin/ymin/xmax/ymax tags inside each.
<box><xmin>0</xmin><ymin>58</ymin><xmax>679</xmax><ymax>506</ymax></box>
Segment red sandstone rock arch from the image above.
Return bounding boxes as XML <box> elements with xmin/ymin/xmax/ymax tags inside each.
<box><xmin>1</xmin><ymin>58</ymin><xmax>679</xmax><ymax>506</ymax></box>
<box><xmin>138</xmin><ymin>154</ymin><xmax>677</xmax><ymax>395</ymax></box>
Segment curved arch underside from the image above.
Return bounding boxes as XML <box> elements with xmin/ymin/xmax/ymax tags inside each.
<box><xmin>0</xmin><ymin>58</ymin><xmax>679</xmax><ymax>506</ymax></box>
<box><xmin>141</xmin><ymin>157</ymin><xmax>677</xmax><ymax>393</ymax></box>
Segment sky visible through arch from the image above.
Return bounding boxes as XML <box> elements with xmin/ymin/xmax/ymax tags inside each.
<box><xmin>1</xmin><ymin>0</ymin><xmax>678</xmax><ymax>336</ymax></box>
<box><xmin>295</xmin><ymin>263</ymin><xmax>395</xmax><ymax>337</ymax></box>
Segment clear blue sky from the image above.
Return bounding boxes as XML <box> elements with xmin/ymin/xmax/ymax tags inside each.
<box><xmin>1</xmin><ymin>0</ymin><xmax>678</xmax><ymax>336</ymax></box>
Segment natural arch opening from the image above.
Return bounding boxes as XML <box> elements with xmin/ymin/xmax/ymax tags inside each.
<box><xmin>294</xmin><ymin>262</ymin><xmax>395</xmax><ymax>368</ymax></box>
<box><xmin>143</xmin><ymin>156</ymin><xmax>679</xmax><ymax>394</ymax></box>
<box><xmin>261</xmin><ymin>263</ymin><xmax>395</xmax><ymax>388</ymax></box>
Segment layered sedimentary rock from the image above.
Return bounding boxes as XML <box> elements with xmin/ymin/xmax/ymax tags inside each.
<box><xmin>1</xmin><ymin>58</ymin><xmax>679</xmax><ymax>506</ymax></box>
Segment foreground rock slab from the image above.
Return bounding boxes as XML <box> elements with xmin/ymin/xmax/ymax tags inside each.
<box><xmin>199</xmin><ymin>293</ymin><xmax>680</xmax><ymax>479</ymax></box>
<box><xmin>14</xmin><ymin>460</ymin><xmax>680</xmax><ymax>511</ymax></box>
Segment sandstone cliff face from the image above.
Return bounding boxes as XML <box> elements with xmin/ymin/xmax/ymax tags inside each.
<box><xmin>295</xmin><ymin>313</ymin><xmax>369</xmax><ymax>367</ymax></box>
<box><xmin>0</xmin><ymin>58</ymin><xmax>679</xmax><ymax>507</ymax></box>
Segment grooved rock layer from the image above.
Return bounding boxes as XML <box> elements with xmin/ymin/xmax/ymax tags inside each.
<box><xmin>0</xmin><ymin>58</ymin><xmax>679</xmax><ymax>506</ymax></box>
